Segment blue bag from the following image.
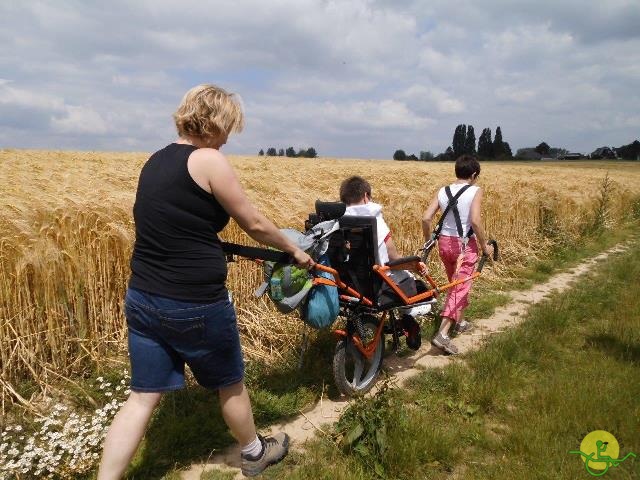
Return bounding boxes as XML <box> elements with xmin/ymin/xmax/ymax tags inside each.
<box><xmin>301</xmin><ymin>254</ymin><xmax>339</xmax><ymax>329</ymax></box>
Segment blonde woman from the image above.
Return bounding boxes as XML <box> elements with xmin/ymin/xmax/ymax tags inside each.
<box><xmin>98</xmin><ymin>85</ymin><xmax>312</xmax><ymax>479</ymax></box>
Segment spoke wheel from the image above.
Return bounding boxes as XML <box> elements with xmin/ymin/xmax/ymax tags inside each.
<box><xmin>333</xmin><ymin>320</ymin><xmax>384</xmax><ymax>396</ymax></box>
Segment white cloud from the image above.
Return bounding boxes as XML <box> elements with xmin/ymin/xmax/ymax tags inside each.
<box><xmin>494</xmin><ymin>86</ymin><xmax>537</xmax><ymax>104</ymax></box>
<box><xmin>51</xmin><ymin>105</ymin><xmax>108</xmax><ymax>134</ymax></box>
<box><xmin>401</xmin><ymin>85</ymin><xmax>465</xmax><ymax>114</ymax></box>
<box><xmin>0</xmin><ymin>83</ymin><xmax>64</xmax><ymax>110</ymax></box>
<box><xmin>111</xmin><ymin>72</ymin><xmax>176</xmax><ymax>89</ymax></box>
<box><xmin>334</xmin><ymin>99</ymin><xmax>434</xmax><ymax>129</ymax></box>
<box><xmin>418</xmin><ymin>46</ymin><xmax>466</xmax><ymax>76</ymax></box>
<box><xmin>0</xmin><ymin>0</ymin><xmax>638</xmax><ymax>156</ymax></box>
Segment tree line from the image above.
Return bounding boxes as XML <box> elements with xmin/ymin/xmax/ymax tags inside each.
<box><xmin>394</xmin><ymin>124</ymin><xmax>640</xmax><ymax>161</ymax></box>
<box><xmin>394</xmin><ymin>124</ymin><xmax>512</xmax><ymax>161</ymax></box>
<box><xmin>517</xmin><ymin>139</ymin><xmax>640</xmax><ymax>160</ymax></box>
<box><xmin>259</xmin><ymin>147</ymin><xmax>318</xmax><ymax>158</ymax></box>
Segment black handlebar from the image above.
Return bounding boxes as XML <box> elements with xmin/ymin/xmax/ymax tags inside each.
<box><xmin>221</xmin><ymin>242</ymin><xmax>293</xmax><ymax>264</ymax></box>
<box><xmin>419</xmin><ymin>238</ymin><xmax>437</xmax><ymax>263</ymax></box>
<box><xmin>477</xmin><ymin>239</ymin><xmax>499</xmax><ymax>273</ymax></box>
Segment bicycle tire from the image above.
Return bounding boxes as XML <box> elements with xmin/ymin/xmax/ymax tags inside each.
<box><xmin>332</xmin><ymin>320</ymin><xmax>384</xmax><ymax>396</ymax></box>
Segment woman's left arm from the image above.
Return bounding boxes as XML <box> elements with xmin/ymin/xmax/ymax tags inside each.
<box><xmin>194</xmin><ymin>149</ymin><xmax>313</xmax><ymax>266</ymax></box>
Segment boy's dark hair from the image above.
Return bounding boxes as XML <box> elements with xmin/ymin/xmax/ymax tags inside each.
<box><xmin>339</xmin><ymin>176</ymin><xmax>372</xmax><ymax>205</ymax></box>
<box><xmin>455</xmin><ymin>155</ymin><xmax>481</xmax><ymax>179</ymax></box>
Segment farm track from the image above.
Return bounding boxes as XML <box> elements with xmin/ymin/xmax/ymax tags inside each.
<box><xmin>180</xmin><ymin>238</ymin><xmax>635</xmax><ymax>480</ymax></box>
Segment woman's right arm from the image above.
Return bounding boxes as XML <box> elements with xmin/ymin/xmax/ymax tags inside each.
<box><xmin>195</xmin><ymin>149</ymin><xmax>313</xmax><ymax>267</ymax></box>
<box><xmin>421</xmin><ymin>193</ymin><xmax>440</xmax><ymax>242</ymax></box>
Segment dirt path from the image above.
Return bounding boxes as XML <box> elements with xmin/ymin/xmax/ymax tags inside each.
<box><xmin>180</xmin><ymin>241</ymin><xmax>632</xmax><ymax>479</ymax></box>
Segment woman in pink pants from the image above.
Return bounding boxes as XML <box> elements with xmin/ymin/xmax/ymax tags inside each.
<box><xmin>421</xmin><ymin>155</ymin><xmax>494</xmax><ymax>355</ymax></box>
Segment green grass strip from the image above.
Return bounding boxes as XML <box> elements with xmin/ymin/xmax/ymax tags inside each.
<box><xmin>266</xmin><ymin>239</ymin><xmax>640</xmax><ymax>480</ymax></box>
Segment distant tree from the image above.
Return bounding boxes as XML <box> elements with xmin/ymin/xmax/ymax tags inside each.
<box><xmin>435</xmin><ymin>147</ymin><xmax>455</xmax><ymax>161</ymax></box>
<box><xmin>493</xmin><ymin>126</ymin><xmax>505</xmax><ymax>158</ymax></box>
<box><xmin>258</xmin><ymin>149</ymin><xmax>264</xmax><ymax>156</ymax></box>
<box><xmin>297</xmin><ymin>148</ymin><xmax>308</xmax><ymax>157</ymax></box>
<box><xmin>419</xmin><ymin>151</ymin><xmax>434</xmax><ymax>161</ymax></box>
<box><xmin>306</xmin><ymin>147</ymin><xmax>318</xmax><ymax>158</ymax></box>
<box><xmin>266</xmin><ymin>147</ymin><xmax>277</xmax><ymax>156</ymax></box>
<box><xmin>285</xmin><ymin>146</ymin><xmax>296</xmax><ymax>157</ymax></box>
<box><xmin>503</xmin><ymin>142</ymin><xmax>513</xmax><ymax>158</ymax></box>
<box><xmin>551</xmin><ymin>148</ymin><xmax>569</xmax><ymax>158</ymax></box>
<box><xmin>407</xmin><ymin>154</ymin><xmax>418</xmax><ymax>161</ymax></box>
<box><xmin>616</xmin><ymin>139</ymin><xmax>640</xmax><ymax>160</ymax></box>
<box><xmin>445</xmin><ymin>146</ymin><xmax>454</xmax><ymax>157</ymax></box>
<box><xmin>535</xmin><ymin>142</ymin><xmax>551</xmax><ymax>156</ymax></box>
<box><xmin>477</xmin><ymin>128</ymin><xmax>493</xmax><ymax>158</ymax></box>
<box><xmin>464</xmin><ymin>125</ymin><xmax>476</xmax><ymax>155</ymax></box>
<box><xmin>278</xmin><ymin>148</ymin><xmax>285</xmax><ymax>156</ymax></box>
<box><xmin>452</xmin><ymin>124</ymin><xmax>467</xmax><ymax>157</ymax></box>
<box><xmin>393</xmin><ymin>149</ymin><xmax>407</xmax><ymax>161</ymax></box>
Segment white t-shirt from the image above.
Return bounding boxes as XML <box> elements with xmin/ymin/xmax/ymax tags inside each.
<box><xmin>343</xmin><ymin>202</ymin><xmax>391</xmax><ymax>265</ymax></box>
<box><xmin>437</xmin><ymin>183</ymin><xmax>479</xmax><ymax>237</ymax></box>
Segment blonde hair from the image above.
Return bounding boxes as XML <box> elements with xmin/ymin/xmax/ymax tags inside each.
<box><xmin>173</xmin><ymin>84</ymin><xmax>244</xmax><ymax>141</ymax></box>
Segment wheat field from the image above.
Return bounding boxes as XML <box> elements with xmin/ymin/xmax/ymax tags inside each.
<box><xmin>2</xmin><ymin>148</ymin><xmax>640</xmax><ymax>407</ymax></box>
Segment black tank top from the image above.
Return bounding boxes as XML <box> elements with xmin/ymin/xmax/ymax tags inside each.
<box><xmin>129</xmin><ymin>143</ymin><xmax>230</xmax><ymax>302</ymax></box>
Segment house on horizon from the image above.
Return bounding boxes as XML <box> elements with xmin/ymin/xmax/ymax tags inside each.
<box><xmin>558</xmin><ymin>152</ymin><xmax>586</xmax><ymax>160</ymax></box>
<box><xmin>590</xmin><ymin>146</ymin><xmax>617</xmax><ymax>159</ymax></box>
<box><xmin>515</xmin><ymin>147</ymin><xmax>568</xmax><ymax>160</ymax></box>
<box><xmin>515</xmin><ymin>148</ymin><xmax>543</xmax><ymax>160</ymax></box>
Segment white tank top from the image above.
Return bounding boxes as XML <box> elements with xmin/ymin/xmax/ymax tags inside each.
<box><xmin>437</xmin><ymin>183</ymin><xmax>479</xmax><ymax>237</ymax></box>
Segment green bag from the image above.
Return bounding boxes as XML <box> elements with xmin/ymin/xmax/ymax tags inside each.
<box><xmin>260</xmin><ymin>261</ymin><xmax>313</xmax><ymax>314</ymax></box>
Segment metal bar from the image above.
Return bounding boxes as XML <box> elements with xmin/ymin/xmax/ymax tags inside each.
<box><xmin>221</xmin><ymin>242</ymin><xmax>291</xmax><ymax>263</ymax></box>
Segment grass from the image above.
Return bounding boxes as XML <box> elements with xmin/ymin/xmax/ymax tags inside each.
<box><xmin>264</xmin><ymin>237</ymin><xmax>640</xmax><ymax>479</ymax></box>
<box><xmin>126</xmin><ymin>224</ymin><xmax>640</xmax><ymax>479</ymax></box>
<box><xmin>122</xmin><ymin>224</ymin><xmax>640</xmax><ymax>479</ymax></box>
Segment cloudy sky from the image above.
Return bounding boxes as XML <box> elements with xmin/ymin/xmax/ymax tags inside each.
<box><xmin>1</xmin><ymin>1</ymin><xmax>638</xmax><ymax>158</ymax></box>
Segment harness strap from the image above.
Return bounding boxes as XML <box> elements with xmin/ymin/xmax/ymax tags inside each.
<box><xmin>434</xmin><ymin>184</ymin><xmax>472</xmax><ymax>240</ymax></box>
<box><xmin>444</xmin><ymin>186</ymin><xmax>465</xmax><ymax>238</ymax></box>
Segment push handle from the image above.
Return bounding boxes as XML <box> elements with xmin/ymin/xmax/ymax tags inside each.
<box><xmin>477</xmin><ymin>240</ymin><xmax>499</xmax><ymax>273</ymax></box>
<box><xmin>221</xmin><ymin>242</ymin><xmax>294</xmax><ymax>264</ymax></box>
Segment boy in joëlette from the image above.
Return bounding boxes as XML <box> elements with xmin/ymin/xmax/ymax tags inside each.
<box><xmin>339</xmin><ymin>175</ymin><xmax>427</xmax><ymax>350</ymax></box>
<box><xmin>339</xmin><ymin>175</ymin><xmax>400</xmax><ymax>265</ymax></box>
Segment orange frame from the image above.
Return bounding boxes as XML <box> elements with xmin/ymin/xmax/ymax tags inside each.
<box><xmin>315</xmin><ymin>258</ymin><xmax>481</xmax><ymax>359</ymax></box>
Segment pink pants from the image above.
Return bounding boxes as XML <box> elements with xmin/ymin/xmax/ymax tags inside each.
<box><xmin>438</xmin><ymin>235</ymin><xmax>479</xmax><ymax>323</ymax></box>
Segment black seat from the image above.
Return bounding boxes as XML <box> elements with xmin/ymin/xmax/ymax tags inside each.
<box><xmin>326</xmin><ymin>215</ymin><xmax>382</xmax><ymax>303</ymax></box>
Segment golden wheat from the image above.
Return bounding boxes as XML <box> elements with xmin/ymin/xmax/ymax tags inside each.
<box><xmin>1</xmin><ymin>148</ymin><xmax>640</xmax><ymax>407</ymax></box>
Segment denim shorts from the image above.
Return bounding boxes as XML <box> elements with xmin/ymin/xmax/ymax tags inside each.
<box><xmin>124</xmin><ymin>288</ymin><xmax>244</xmax><ymax>392</ymax></box>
